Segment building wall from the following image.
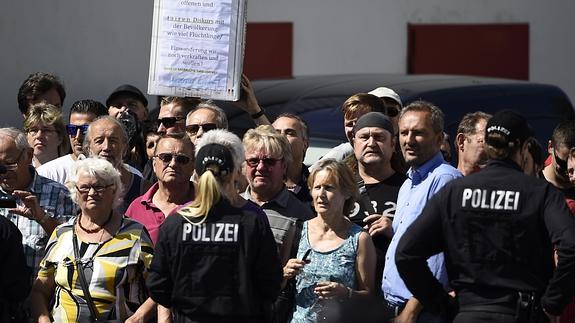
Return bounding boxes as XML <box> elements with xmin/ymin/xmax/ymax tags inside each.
<box><xmin>1</xmin><ymin>0</ymin><xmax>573</xmax><ymax>128</ymax></box>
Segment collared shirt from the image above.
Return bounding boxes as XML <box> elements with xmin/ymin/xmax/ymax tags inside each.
<box><xmin>382</xmin><ymin>152</ymin><xmax>461</xmax><ymax>306</ymax></box>
<box><xmin>0</xmin><ymin>167</ymin><xmax>76</xmax><ymax>278</ymax></box>
<box><xmin>241</xmin><ymin>186</ymin><xmax>314</xmax><ymax>223</ymax></box>
<box><xmin>125</xmin><ymin>182</ymin><xmax>195</xmax><ymax>245</ymax></box>
<box><xmin>241</xmin><ymin>186</ymin><xmax>314</xmax><ymax>257</ymax></box>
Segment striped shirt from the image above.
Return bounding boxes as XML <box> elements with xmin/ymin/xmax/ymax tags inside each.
<box><xmin>38</xmin><ymin>217</ymin><xmax>154</xmax><ymax>322</ymax></box>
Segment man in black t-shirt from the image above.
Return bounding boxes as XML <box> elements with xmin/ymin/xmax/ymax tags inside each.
<box><xmin>348</xmin><ymin>112</ymin><xmax>406</xmax><ymax>294</ymax></box>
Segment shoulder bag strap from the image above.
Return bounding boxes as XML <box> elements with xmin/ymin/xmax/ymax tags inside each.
<box><xmin>72</xmin><ymin>227</ymin><xmax>100</xmax><ymax>321</ymax></box>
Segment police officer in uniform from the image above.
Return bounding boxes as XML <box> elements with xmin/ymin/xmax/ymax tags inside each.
<box><xmin>147</xmin><ymin>137</ymin><xmax>282</xmax><ymax>322</ymax></box>
<box><xmin>395</xmin><ymin>110</ymin><xmax>575</xmax><ymax>322</ymax></box>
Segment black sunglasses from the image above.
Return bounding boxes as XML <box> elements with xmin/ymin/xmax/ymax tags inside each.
<box><xmin>554</xmin><ymin>149</ymin><xmax>568</xmax><ymax>172</ymax></box>
<box><xmin>66</xmin><ymin>124</ymin><xmax>89</xmax><ymax>136</ymax></box>
<box><xmin>155</xmin><ymin>153</ymin><xmax>192</xmax><ymax>165</ymax></box>
<box><xmin>245</xmin><ymin>157</ymin><xmax>282</xmax><ymax>168</ymax></box>
<box><xmin>157</xmin><ymin>117</ymin><xmax>185</xmax><ymax>128</ymax></box>
<box><xmin>186</xmin><ymin>123</ymin><xmax>218</xmax><ymax>135</ymax></box>
<box><xmin>386</xmin><ymin>106</ymin><xmax>400</xmax><ymax>117</ymax></box>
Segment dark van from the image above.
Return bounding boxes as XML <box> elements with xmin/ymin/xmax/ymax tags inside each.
<box><xmin>219</xmin><ymin>74</ymin><xmax>574</xmax><ymax>165</ymax></box>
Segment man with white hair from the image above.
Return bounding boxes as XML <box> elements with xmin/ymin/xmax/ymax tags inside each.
<box><xmin>0</xmin><ymin>127</ymin><xmax>75</xmax><ymax>278</ymax></box>
<box><xmin>84</xmin><ymin>116</ymin><xmax>150</xmax><ymax>213</ymax></box>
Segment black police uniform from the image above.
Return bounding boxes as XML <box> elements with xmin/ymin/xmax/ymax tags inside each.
<box><xmin>147</xmin><ymin>198</ymin><xmax>282</xmax><ymax>323</ymax></box>
<box><xmin>395</xmin><ymin>159</ymin><xmax>575</xmax><ymax>322</ymax></box>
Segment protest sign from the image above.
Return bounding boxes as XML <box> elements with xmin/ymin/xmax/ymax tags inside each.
<box><xmin>148</xmin><ymin>0</ymin><xmax>246</xmax><ymax>100</ymax></box>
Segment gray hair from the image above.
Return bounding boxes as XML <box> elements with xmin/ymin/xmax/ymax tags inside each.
<box><xmin>0</xmin><ymin>127</ymin><xmax>32</xmax><ymax>150</ymax></box>
<box><xmin>196</xmin><ymin>129</ymin><xmax>244</xmax><ymax>171</ymax></box>
<box><xmin>188</xmin><ymin>101</ymin><xmax>228</xmax><ymax>129</ymax></box>
<box><xmin>82</xmin><ymin>115</ymin><xmax>129</xmax><ymax>157</ymax></box>
<box><xmin>399</xmin><ymin>100</ymin><xmax>445</xmax><ymax>134</ymax></box>
<box><xmin>66</xmin><ymin>157</ymin><xmax>123</xmax><ymax>208</ymax></box>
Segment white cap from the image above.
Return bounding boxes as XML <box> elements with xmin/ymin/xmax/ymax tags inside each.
<box><xmin>368</xmin><ymin>87</ymin><xmax>402</xmax><ymax>107</ymax></box>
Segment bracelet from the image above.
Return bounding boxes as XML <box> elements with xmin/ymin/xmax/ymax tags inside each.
<box><xmin>347</xmin><ymin>287</ymin><xmax>353</xmax><ymax>299</ymax></box>
<box><xmin>250</xmin><ymin>108</ymin><xmax>265</xmax><ymax>119</ymax></box>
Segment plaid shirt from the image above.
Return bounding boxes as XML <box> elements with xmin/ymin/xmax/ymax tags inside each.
<box><xmin>0</xmin><ymin>167</ymin><xmax>76</xmax><ymax>278</ymax></box>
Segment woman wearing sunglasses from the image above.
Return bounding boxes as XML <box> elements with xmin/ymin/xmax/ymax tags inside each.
<box><xmin>31</xmin><ymin>158</ymin><xmax>155</xmax><ymax>322</ymax></box>
<box><xmin>23</xmin><ymin>103</ymin><xmax>70</xmax><ymax>168</ymax></box>
<box><xmin>148</xmin><ymin>129</ymin><xmax>282</xmax><ymax>323</ymax></box>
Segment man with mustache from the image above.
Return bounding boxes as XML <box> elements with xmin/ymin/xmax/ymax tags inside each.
<box><xmin>382</xmin><ymin>101</ymin><xmax>461</xmax><ymax>322</ymax></box>
<box><xmin>349</xmin><ymin>112</ymin><xmax>406</xmax><ymax>295</ymax></box>
<box><xmin>455</xmin><ymin>112</ymin><xmax>492</xmax><ymax>176</ymax></box>
<box><xmin>37</xmin><ymin>99</ymin><xmax>108</xmax><ymax>184</ymax></box>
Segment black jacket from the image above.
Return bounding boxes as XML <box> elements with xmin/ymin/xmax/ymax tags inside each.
<box><xmin>395</xmin><ymin>159</ymin><xmax>575</xmax><ymax>316</ymax></box>
<box><xmin>0</xmin><ymin>215</ymin><xmax>30</xmax><ymax>323</ymax></box>
<box><xmin>147</xmin><ymin>198</ymin><xmax>282</xmax><ymax>322</ymax></box>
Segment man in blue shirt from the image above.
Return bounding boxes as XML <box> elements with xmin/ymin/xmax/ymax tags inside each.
<box><xmin>382</xmin><ymin>101</ymin><xmax>462</xmax><ymax>322</ymax></box>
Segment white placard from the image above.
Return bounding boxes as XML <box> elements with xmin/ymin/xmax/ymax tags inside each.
<box><xmin>148</xmin><ymin>0</ymin><xmax>246</xmax><ymax>101</ymax></box>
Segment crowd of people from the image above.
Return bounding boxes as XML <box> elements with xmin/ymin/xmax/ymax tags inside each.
<box><xmin>0</xmin><ymin>71</ymin><xmax>574</xmax><ymax>323</ymax></box>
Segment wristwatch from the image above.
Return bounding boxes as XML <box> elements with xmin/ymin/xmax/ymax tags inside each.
<box><xmin>37</xmin><ymin>211</ymin><xmax>53</xmax><ymax>224</ymax></box>
<box><xmin>250</xmin><ymin>108</ymin><xmax>266</xmax><ymax>119</ymax></box>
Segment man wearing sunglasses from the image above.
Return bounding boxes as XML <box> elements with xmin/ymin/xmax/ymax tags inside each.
<box><xmin>126</xmin><ymin>135</ymin><xmax>195</xmax><ymax>244</ymax></box>
<box><xmin>157</xmin><ymin>97</ymin><xmax>199</xmax><ymax>136</ymax></box>
<box><xmin>38</xmin><ymin>99</ymin><xmax>108</xmax><ymax>185</ymax></box>
<box><xmin>0</xmin><ymin>128</ymin><xmax>76</xmax><ymax>283</ymax></box>
<box><xmin>185</xmin><ymin>101</ymin><xmax>227</xmax><ymax>144</ymax></box>
<box><xmin>542</xmin><ymin>121</ymin><xmax>575</xmax><ymax>200</ymax></box>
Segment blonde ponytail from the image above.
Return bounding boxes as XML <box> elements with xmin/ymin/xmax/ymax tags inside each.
<box><xmin>179</xmin><ymin>167</ymin><xmax>221</xmax><ymax>225</ymax></box>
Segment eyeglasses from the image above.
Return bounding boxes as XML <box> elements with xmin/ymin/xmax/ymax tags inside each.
<box><xmin>27</xmin><ymin>127</ymin><xmax>57</xmax><ymax>136</ymax></box>
<box><xmin>157</xmin><ymin>117</ymin><xmax>185</xmax><ymax>128</ymax></box>
<box><xmin>0</xmin><ymin>151</ymin><xmax>24</xmax><ymax>175</ymax></box>
<box><xmin>185</xmin><ymin>123</ymin><xmax>218</xmax><ymax>135</ymax></box>
<box><xmin>155</xmin><ymin>153</ymin><xmax>192</xmax><ymax>165</ymax></box>
<box><xmin>66</xmin><ymin>124</ymin><xmax>90</xmax><ymax>136</ymax></box>
<box><xmin>245</xmin><ymin>157</ymin><xmax>283</xmax><ymax>168</ymax></box>
<box><xmin>75</xmin><ymin>184</ymin><xmax>114</xmax><ymax>194</ymax></box>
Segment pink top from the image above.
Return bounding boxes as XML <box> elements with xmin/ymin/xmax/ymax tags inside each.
<box><xmin>125</xmin><ymin>182</ymin><xmax>194</xmax><ymax>244</ymax></box>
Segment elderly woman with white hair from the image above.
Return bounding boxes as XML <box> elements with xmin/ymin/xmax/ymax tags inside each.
<box><xmin>30</xmin><ymin>157</ymin><xmax>154</xmax><ymax>323</ymax></box>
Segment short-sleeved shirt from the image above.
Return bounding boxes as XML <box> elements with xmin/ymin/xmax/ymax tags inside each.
<box><xmin>382</xmin><ymin>153</ymin><xmax>462</xmax><ymax>305</ymax></box>
<box><xmin>125</xmin><ymin>182</ymin><xmax>195</xmax><ymax>244</ymax></box>
<box><xmin>0</xmin><ymin>167</ymin><xmax>76</xmax><ymax>278</ymax></box>
<box><xmin>38</xmin><ymin>217</ymin><xmax>154</xmax><ymax>322</ymax></box>
<box><xmin>241</xmin><ymin>186</ymin><xmax>314</xmax><ymax>256</ymax></box>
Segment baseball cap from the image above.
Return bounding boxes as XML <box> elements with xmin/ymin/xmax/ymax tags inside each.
<box><xmin>106</xmin><ymin>84</ymin><xmax>148</xmax><ymax>107</ymax></box>
<box><xmin>368</xmin><ymin>87</ymin><xmax>403</xmax><ymax>107</ymax></box>
<box><xmin>195</xmin><ymin>143</ymin><xmax>234</xmax><ymax>178</ymax></box>
<box><xmin>485</xmin><ymin>109</ymin><xmax>533</xmax><ymax>147</ymax></box>
<box><xmin>353</xmin><ymin>112</ymin><xmax>394</xmax><ymax>136</ymax></box>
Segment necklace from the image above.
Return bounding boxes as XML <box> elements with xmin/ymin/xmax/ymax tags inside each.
<box><xmin>78</xmin><ymin>211</ymin><xmax>114</xmax><ymax>234</ymax></box>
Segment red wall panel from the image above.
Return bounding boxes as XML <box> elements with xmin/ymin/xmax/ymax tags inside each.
<box><xmin>244</xmin><ymin>22</ymin><xmax>293</xmax><ymax>80</ymax></box>
<box><xmin>408</xmin><ymin>24</ymin><xmax>529</xmax><ymax>80</ymax></box>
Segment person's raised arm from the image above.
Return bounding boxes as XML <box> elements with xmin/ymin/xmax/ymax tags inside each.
<box><xmin>232</xmin><ymin>74</ymin><xmax>270</xmax><ymax>126</ymax></box>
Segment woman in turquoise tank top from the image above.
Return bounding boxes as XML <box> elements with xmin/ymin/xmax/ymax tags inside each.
<box><xmin>283</xmin><ymin>159</ymin><xmax>376</xmax><ymax>323</ymax></box>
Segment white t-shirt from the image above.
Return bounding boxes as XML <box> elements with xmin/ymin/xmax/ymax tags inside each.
<box><xmin>37</xmin><ymin>154</ymin><xmax>76</xmax><ymax>185</ymax></box>
<box><xmin>37</xmin><ymin>154</ymin><xmax>143</xmax><ymax>185</ymax></box>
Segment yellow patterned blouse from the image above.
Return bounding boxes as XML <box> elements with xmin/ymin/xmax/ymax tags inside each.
<box><xmin>38</xmin><ymin>217</ymin><xmax>154</xmax><ymax>322</ymax></box>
